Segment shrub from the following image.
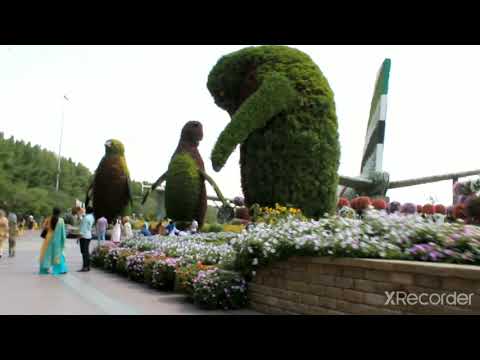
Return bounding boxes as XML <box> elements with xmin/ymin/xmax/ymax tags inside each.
<box><xmin>355</xmin><ymin>197</ymin><xmax>372</xmax><ymax>211</ymax></box>
<box><xmin>192</xmin><ymin>268</ymin><xmax>248</xmax><ymax>310</ymax></box>
<box><xmin>422</xmin><ymin>204</ymin><xmax>435</xmax><ymax>215</ymax></box>
<box><xmin>126</xmin><ymin>252</ymin><xmax>149</xmax><ymax>282</ymax></box>
<box><xmin>222</xmin><ymin>224</ymin><xmax>245</xmax><ymax>233</ymax></box>
<box><xmin>416</xmin><ymin>205</ymin><xmax>423</xmax><ymax>213</ymax></box>
<box><xmin>465</xmin><ymin>196</ymin><xmax>480</xmax><ymax>223</ymax></box>
<box><xmin>91</xmin><ymin>244</ymin><xmax>113</xmax><ymax>268</ymax></box>
<box><xmin>453</xmin><ymin>204</ymin><xmax>466</xmax><ymax>220</ymax></box>
<box><xmin>401</xmin><ymin>203</ymin><xmax>417</xmax><ymax>215</ymax></box>
<box><xmin>371</xmin><ymin>198</ymin><xmax>387</xmax><ymax>210</ymax></box>
<box><xmin>143</xmin><ymin>253</ymin><xmax>166</xmax><ymax>286</ymax></box>
<box><xmin>116</xmin><ymin>249</ymin><xmax>136</xmax><ymax>276</ymax></box>
<box><xmin>151</xmin><ymin>257</ymin><xmax>179</xmax><ymax>290</ymax></box>
<box><xmin>207</xmin><ymin>45</ymin><xmax>340</xmax><ymax>218</ymax></box>
<box><xmin>434</xmin><ymin>204</ymin><xmax>446</xmax><ymax>215</ymax></box>
<box><xmin>337</xmin><ymin>198</ymin><xmax>350</xmax><ymax>209</ymax></box>
<box><xmin>175</xmin><ymin>262</ymin><xmax>216</xmax><ymax>298</ymax></box>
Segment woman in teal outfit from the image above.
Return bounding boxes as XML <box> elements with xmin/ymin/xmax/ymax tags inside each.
<box><xmin>39</xmin><ymin>207</ymin><xmax>68</xmax><ymax>275</ymax></box>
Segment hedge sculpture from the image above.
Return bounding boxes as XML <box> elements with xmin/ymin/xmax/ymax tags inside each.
<box><xmin>85</xmin><ymin>139</ymin><xmax>132</xmax><ymax>223</ymax></box>
<box><xmin>207</xmin><ymin>45</ymin><xmax>340</xmax><ymax>217</ymax></box>
<box><xmin>142</xmin><ymin>121</ymin><xmax>229</xmax><ymax>229</ymax></box>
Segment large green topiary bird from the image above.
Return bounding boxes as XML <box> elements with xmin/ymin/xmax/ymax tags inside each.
<box><xmin>207</xmin><ymin>45</ymin><xmax>340</xmax><ymax>218</ymax></box>
<box><xmin>85</xmin><ymin>139</ymin><xmax>132</xmax><ymax>223</ymax></box>
<box><xmin>142</xmin><ymin>121</ymin><xmax>230</xmax><ymax>229</ymax></box>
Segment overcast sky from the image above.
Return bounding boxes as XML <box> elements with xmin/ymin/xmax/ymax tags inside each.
<box><xmin>1</xmin><ymin>45</ymin><xmax>479</xmax><ymax>206</ymax></box>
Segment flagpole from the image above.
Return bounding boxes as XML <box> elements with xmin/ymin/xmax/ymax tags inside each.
<box><xmin>56</xmin><ymin>95</ymin><xmax>69</xmax><ymax>192</ymax></box>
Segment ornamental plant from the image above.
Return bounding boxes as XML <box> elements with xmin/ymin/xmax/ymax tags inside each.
<box><xmin>175</xmin><ymin>262</ymin><xmax>217</xmax><ymax>298</ymax></box>
<box><xmin>422</xmin><ymin>204</ymin><xmax>435</xmax><ymax>215</ymax></box>
<box><xmin>434</xmin><ymin>204</ymin><xmax>446</xmax><ymax>215</ymax></box>
<box><xmin>116</xmin><ymin>249</ymin><xmax>136</xmax><ymax>276</ymax></box>
<box><xmin>251</xmin><ymin>203</ymin><xmax>304</xmax><ymax>225</ymax></box>
<box><xmin>207</xmin><ymin>45</ymin><xmax>340</xmax><ymax>218</ymax></box>
<box><xmin>453</xmin><ymin>204</ymin><xmax>466</xmax><ymax>220</ymax></box>
<box><xmin>337</xmin><ymin>198</ymin><xmax>350</xmax><ymax>209</ymax></box>
<box><xmin>192</xmin><ymin>268</ymin><xmax>248</xmax><ymax>310</ymax></box>
<box><xmin>401</xmin><ymin>203</ymin><xmax>417</xmax><ymax>215</ymax></box>
<box><xmin>371</xmin><ymin>198</ymin><xmax>387</xmax><ymax>210</ymax></box>
<box><xmin>151</xmin><ymin>257</ymin><xmax>179</xmax><ymax>290</ymax></box>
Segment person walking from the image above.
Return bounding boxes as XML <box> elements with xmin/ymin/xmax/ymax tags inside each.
<box><xmin>0</xmin><ymin>210</ymin><xmax>9</xmax><ymax>259</ymax></box>
<box><xmin>121</xmin><ymin>216</ymin><xmax>133</xmax><ymax>241</ymax></box>
<box><xmin>8</xmin><ymin>212</ymin><xmax>18</xmax><ymax>257</ymax></box>
<box><xmin>96</xmin><ymin>216</ymin><xmax>108</xmax><ymax>246</ymax></box>
<box><xmin>78</xmin><ymin>206</ymin><xmax>95</xmax><ymax>272</ymax></box>
<box><xmin>39</xmin><ymin>207</ymin><xmax>68</xmax><ymax>275</ymax></box>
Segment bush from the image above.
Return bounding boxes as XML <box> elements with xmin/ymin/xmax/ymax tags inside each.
<box><xmin>434</xmin><ymin>204</ymin><xmax>446</xmax><ymax>215</ymax></box>
<box><xmin>143</xmin><ymin>253</ymin><xmax>165</xmax><ymax>286</ymax></box>
<box><xmin>401</xmin><ymin>203</ymin><xmax>416</xmax><ymax>215</ymax></box>
<box><xmin>175</xmin><ymin>262</ymin><xmax>216</xmax><ymax>298</ymax></box>
<box><xmin>192</xmin><ymin>268</ymin><xmax>248</xmax><ymax>310</ymax></box>
<box><xmin>422</xmin><ymin>204</ymin><xmax>435</xmax><ymax>215</ymax></box>
<box><xmin>207</xmin><ymin>45</ymin><xmax>340</xmax><ymax>218</ymax></box>
<box><xmin>337</xmin><ymin>198</ymin><xmax>350</xmax><ymax>209</ymax></box>
<box><xmin>151</xmin><ymin>257</ymin><xmax>179</xmax><ymax>290</ymax></box>
<box><xmin>371</xmin><ymin>199</ymin><xmax>387</xmax><ymax>210</ymax></box>
<box><xmin>453</xmin><ymin>204</ymin><xmax>466</xmax><ymax>220</ymax></box>
<box><xmin>116</xmin><ymin>249</ymin><xmax>136</xmax><ymax>276</ymax></box>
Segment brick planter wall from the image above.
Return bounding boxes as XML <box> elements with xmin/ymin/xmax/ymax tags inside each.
<box><xmin>249</xmin><ymin>257</ymin><xmax>480</xmax><ymax>315</ymax></box>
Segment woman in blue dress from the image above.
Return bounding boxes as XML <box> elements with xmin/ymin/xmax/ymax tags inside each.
<box><xmin>39</xmin><ymin>207</ymin><xmax>68</xmax><ymax>275</ymax></box>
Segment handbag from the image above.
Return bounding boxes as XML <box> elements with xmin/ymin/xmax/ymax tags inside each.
<box><xmin>40</xmin><ymin>228</ymin><xmax>47</xmax><ymax>238</ymax></box>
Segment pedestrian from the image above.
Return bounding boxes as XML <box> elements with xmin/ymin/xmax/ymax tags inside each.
<box><xmin>8</xmin><ymin>212</ymin><xmax>18</xmax><ymax>257</ymax></box>
<box><xmin>78</xmin><ymin>206</ymin><xmax>95</xmax><ymax>272</ymax></box>
<box><xmin>96</xmin><ymin>215</ymin><xmax>108</xmax><ymax>246</ymax></box>
<box><xmin>39</xmin><ymin>207</ymin><xmax>68</xmax><ymax>275</ymax></box>
<box><xmin>189</xmin><ymin>219</ymin><xmax>199</xmax><ymax>234</ymax></box>
<box><xmin>141</xmin><ymin>221</ymin><xmax>151</xmax><ymax>236</ymax></box>
<box><xmin>111</xmin><ymin>217</ymin><xmax>122</xmax><ymax>243</ymax></box>
<box><xmin>0</xmin><ymin>209</ymin><xmax>9</xmax><ymax>259</ymax></box>
<box><xmin>121</xmin><ymin>216</ymin><xmax>133</xmax><ymax>240</ymax></box>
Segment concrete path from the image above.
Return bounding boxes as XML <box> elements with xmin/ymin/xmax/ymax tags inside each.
<box><xmin>0</xmin><ymin>231</ymin><xmax>259</xmax><ymax>315</ymax></box>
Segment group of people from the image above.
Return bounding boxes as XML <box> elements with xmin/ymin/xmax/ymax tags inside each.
<box><xmin>38</xmin><ymin>206</ymin><xmax>136</xmax><ymax>276</ymax></box>
<box><xmin>0</xmin><ymin>209</ymin><xmax>18</xmax><ymax>259</ymax></box>
<box><xmin>143</xmin><ymin>219</ymin><xmax>199</xmax><ymax>237</ymax></box>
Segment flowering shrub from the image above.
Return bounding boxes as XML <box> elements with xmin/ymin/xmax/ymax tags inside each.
<box><xmin>422</xmin><ymin>204</ymin><xmax>435</xmax><ymax>215</ymax></box>
<box><xmin>151</xmin><ymin>257</ymin><xmax>179</xmax><ymax>290</ymax></box>
<box><xmin>91</xmin><ymin>243</ymin><xmax>115</xmax><ymax>268</ymax></box>
<box><xmin>434</xmin><ymin>204</ymin><xmax>446</xmax><ymax>215</ymax></box>
<box><xmin>230</xmin><ymin>210</ymin><xmax>480</xmax><ymax>278</ymax></box>
<box><xmin>175</xmin><ymin>262</ymin><xmax>216</xmax><ymax>298</ymax></box>
<box><xmin>337</xmin><ymin>198</ymin><xmax>350</xmax><ymax>209</ymax></box>
<box><xmin>104</xmin><ymin>247</ymin><xmax>127</xmax><ymax>272</ymax></box>
<box><xmin>351</xmin><ymin>197</ymin><xmax>372</xmax><ymax>211</ymax></box>
<box><xmin>192</xmin><ymin>268</ymin><xmax>248</xmax><ymax>310</ymax></box>
<box><xmin>116</xmin><ymin>249</ymin><xmax>137</xmax><ymax>276</ymax></box>
<box><xmin>401</xmin><ymin>203</ymin><xmax>416</xmax><ymax>215</ymax></box>
<box><xmin>453</xmin><ymin>204</ymin><xmax>466</xmax><ymax>220</ymax></box>
<box><xmin>251</xmin><ymin>203</ymin><xmax>304</xmax><ymax>224</ymax></box>
<box><xmin>371</xmin><ymin>199</ymin><xmax>387</xmax><ymax>210</ymax></box>
<box><xmin>126</xmin><ymin>252</ymin><xmax>150</xmax><ymax>282</ymax></box>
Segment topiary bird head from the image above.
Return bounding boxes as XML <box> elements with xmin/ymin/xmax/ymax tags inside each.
<box><xmin>180</xmin><ymin>121</ymin><xmax>203</xmax><ymax>146</ymax></box>
<box><xmin>208</xmin><ymin>46</ymin><xmax>310</xmax><ymax>171</ymax></box>
<box><xmin>105</xmin><ymin>139</ymin><xmax>125</xmax><ymax>156</ymax></box>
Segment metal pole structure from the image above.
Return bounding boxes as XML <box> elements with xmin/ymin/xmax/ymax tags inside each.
<box><xmin>56</xmin><ymin>95</ymin><xmax>69</xmax><ymax>192</ymax></box>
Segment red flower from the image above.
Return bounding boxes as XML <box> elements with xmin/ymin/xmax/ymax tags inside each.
<box><xmin>434</xmin><ymin>204</ymin><xmax>446</xmax><ymax>215</ymax></box>
<box><xmin>416</xmin><ymin>205</ymin><xmax>423</xmax><ymax>213</ymax></box>
<box><xmin>337</xmin><ymin>198</ymin><xmax>350</xmax><ymax>208</ymax></box>
<box><xmin>355</xmin><ymin>197</ymin><xmax>372</xmax><ymax>210</ymax></box>
<box><xmin>453</xmin><ymin>204</ymin><xmax>466</xmax><ymax>219</ymax></box>
<box><xmin>422</xmin><ymin>204</ymin><xmax>435</xmax><ymax>215</ymax></box>
<box><xmin>371</xmin><ymin>199</ymin><xmax>387</xmax><ymax>210</ymax></box>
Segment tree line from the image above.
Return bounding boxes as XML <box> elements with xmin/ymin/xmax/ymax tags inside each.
<box><xmin>0</xmin><ymin>133</ymin><xmax>158</xmax><ymax>220</ymax></box>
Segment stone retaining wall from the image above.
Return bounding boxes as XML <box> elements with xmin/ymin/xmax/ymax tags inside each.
<box><xmin>249</xmin><ymin>257</ymin><xmax>480</xmax><ymax>315</ymax></box>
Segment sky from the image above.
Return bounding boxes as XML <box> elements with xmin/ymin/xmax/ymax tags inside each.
<box><xmin>1</xmin><ymin>45</ymin><xmax>479</xmax><ymax>206</ymax></box>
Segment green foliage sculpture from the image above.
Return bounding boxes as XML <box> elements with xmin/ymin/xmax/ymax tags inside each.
<box><xmin>207</xmin><ymin>45</ymin><xmax>340</xmax><ymax>217</ymax></box>
<box><xmin>142</xmin><ymin>121</ymin><xmax>230</xmax><ymax>229</ymax></box>
<box><xmin>86</xmin><ymin>139</ymin><xmax>132</xmax><ymax>223</ymax></box>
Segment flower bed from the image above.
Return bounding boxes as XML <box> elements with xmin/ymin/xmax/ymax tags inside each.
<box><xmin>91</xmin><ymin>209</ymin><xmax>480</xmax><ymax>311</ymax></box>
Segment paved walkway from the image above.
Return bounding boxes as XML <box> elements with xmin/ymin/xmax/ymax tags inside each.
<box><xmin>0</xmin><ymin>231</ymin><xmax>259</xmax><ymax>315</ymax></box>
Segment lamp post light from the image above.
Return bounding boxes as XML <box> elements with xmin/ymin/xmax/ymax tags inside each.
<box><xmin>56</xmin><ymin>94</ymin><xmax>69</xmax><ymax>192</ymax></box>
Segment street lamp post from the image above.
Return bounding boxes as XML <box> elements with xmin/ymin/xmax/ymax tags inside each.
<box><xmin>56</xmin><ymin>95</ymin><xmax>69</xmax><ymax>192</ymax></box>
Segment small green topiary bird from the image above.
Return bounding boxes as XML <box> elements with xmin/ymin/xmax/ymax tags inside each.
<box><xmin>85</xmin><ymin>139</ymin><xmax>132</xmax><ymax>223</ymax></box>
<box><xmin>207</xmin><ymin>45</ymin><xmax>340</xmax><ymax>218</ymax></box>
<box><xmin>142</xmin><ymin>121</ymin><xmax>231</xmax><ymax>229</ymax></box>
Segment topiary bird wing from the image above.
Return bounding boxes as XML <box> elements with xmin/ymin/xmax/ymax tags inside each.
<box><xmin>211</xmin><ymin>72</ymin><xmax>298</xmax><ymax>172</ymax></box>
